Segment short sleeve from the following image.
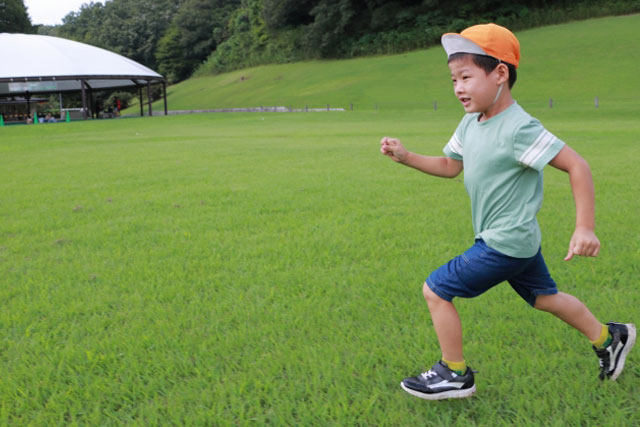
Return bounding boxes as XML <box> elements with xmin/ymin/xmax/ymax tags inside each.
<box><xmin>443</xmin><ymin>116</ymin><xmax>470</xmax><ymax>160</ymax></box>
<box><xmin>514</xmin><ymin>119</ymin><xmax>565</xmax><ymax>171</ymax></box>
<box><xmin>443</xmin><ymin>132</ymin><xmax>463</xmax><ymax>160</ymax></box>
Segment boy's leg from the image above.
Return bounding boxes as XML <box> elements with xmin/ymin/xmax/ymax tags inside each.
<box><xmin>422</xmin><ymin>282</ymin><xmax>464</xmax><ymax>362</ymax></box>
<box><xmin>534</xmin><ymin>292</ymin><xmax>636</xmax><ymax>380</ymax></box>
<box><xmin>399</xmin><ymin>283</ymin><xmax>476</xmax><ymax>400</ymax></box>
<box><xmin>534</xmin><ymin>292</ymin><xmax>602</xmax><ymax>341</ymax></box>
<box><xmin>400</xmin><ymin>240</ymin><xmax>517</xmax><ymax>400</ymax></box>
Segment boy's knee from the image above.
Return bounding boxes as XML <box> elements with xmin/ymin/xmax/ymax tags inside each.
<box><xmin>423</xmin><ymin>282</ymin><xmax>443</xmax><ymax>305</ymax></box>
<box><xmin>533</xmin><ymin>293</ymin><xmax>556</xmax><ymax>312</ymax></box>
<box><xmin>422</xmin><ymin>281</ymin><xmax>431</xmax><ymax>300</ymax></box>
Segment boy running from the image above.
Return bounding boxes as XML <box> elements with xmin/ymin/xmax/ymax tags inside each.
<box><xmin>380</xmin><ymin>23</ymin><xmax>635</xmax><ymax>400</ymax></box>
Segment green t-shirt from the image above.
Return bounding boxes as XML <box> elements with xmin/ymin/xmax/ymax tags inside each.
<box><xmin>443</xmin><ymin>102</ymin><xmax>565</xmax><ymax>258</ymax></box>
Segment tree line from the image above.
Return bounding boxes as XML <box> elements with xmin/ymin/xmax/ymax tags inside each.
<box><xmin>0</xmin><ymin>0</ymin><xmax>32</xmax><ymax>33</ymax></box>
<box><xmin>5</xmin><ymin>0</ymin><xmax>640</xmax><ymax>84</ymax></box>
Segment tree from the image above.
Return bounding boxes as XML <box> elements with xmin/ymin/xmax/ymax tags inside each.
<box><xmin>58</xmin><ymin>2</ymin><xmax>106</xmax><ymax>47</ymax></box>
<box><xmin>0</xmin><ymin>0</ymin><xmax>33</xmax><ymax>33</ymax></box>
<box><xmin>304</xmin><ymin>0</ymin><xmax>360</xmax><ymax>57</ymax></box>
<box><xmin>261</xmin><ymin>0</ymin><xmax>314</xmax><ymax>30</ymax></box>
<box><xmin>58</xmin><ymin>0</ymin><xmax>181</xmax><ymax>70</ymax></box>
<box><xmin>200</xmin><ymin>0</ymin><xmax>270</xmax><ymax>74</ymax></box>
<box><xmin>157</xmin><ymin>0</ymin><xmax>240</xmax><ymax>82</ymax></box>
<box><xmin>156</xmin><ymin>25</ymin><xmax>186</xmax><ymax>82</ymax></box>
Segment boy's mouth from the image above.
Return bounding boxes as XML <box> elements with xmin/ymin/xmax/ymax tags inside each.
<box><xmin>459</xmin><ymin>97</ymin><xmax>471</xmax><ymax>107</ymax></box>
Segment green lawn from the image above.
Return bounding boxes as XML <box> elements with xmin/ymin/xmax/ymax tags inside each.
<box><xmin>2</xmin><ymin>13</ymin><xmax>640</xmax><ymax>425</ymax></box>
<box><xmin>1</xmin><ymin>107</ymin><xmax>638</xmax><ymax>424</ymax></box>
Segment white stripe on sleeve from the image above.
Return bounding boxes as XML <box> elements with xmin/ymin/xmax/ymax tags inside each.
<box><xmin>447</xmin><ymin>134</ymin><xmax>463</xmax><ymax>156</ymax></box>
<box><xmin>518</xmin><ymin>130</ymin><xmax>557</xmax><ymax>167</ymax></box>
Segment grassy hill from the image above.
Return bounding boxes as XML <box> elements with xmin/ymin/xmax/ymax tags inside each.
<box><xmin>147</xmin><ymin>14</ymin><xmax>639</xmax><ymax>113</ymax></box>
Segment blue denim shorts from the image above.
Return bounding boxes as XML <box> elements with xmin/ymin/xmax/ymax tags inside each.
<box><xmin>426</xmin><ymin>239</ymin><xmax>557</xmax><ymax>306</ymax></box>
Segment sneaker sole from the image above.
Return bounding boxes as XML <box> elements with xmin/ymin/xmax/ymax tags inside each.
<box><xmin>400</xmin><ymin>382</ymin><xmax>476</xmax><ymax>400</ymax></box>
<box><xmin>610</xmin><ymin>323</ymin><xmax>636</xmax><ymax>381</ymax></box>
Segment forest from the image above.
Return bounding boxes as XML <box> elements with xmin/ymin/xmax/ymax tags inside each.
<box><xmin>3</xmin><ymin>0</ymin><xmax>639</xmax><ymax>83</ymax></box>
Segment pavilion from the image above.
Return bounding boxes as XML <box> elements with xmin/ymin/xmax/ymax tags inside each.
<box><xmin>0</xmin><ymin>33</ymin><xmax>167</xmax><ymax>121</ymax></box>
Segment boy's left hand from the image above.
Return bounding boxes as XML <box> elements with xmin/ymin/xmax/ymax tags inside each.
<box><xmin>565</xmin><ymin>227</ymin><xmax>600</xmax><ymax>261</ymax></box>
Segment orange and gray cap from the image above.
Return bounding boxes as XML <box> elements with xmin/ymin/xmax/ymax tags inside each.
<box><xmin>441</xmin><ymin>23</ymin><xmax>520</xmax><ymax>68</ymax></box>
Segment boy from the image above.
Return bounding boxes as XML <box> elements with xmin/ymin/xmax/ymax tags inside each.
<box><xmin>380</xmin><ymin>23</ymin><xmax>635</xmax><ymax>400</ymax></box>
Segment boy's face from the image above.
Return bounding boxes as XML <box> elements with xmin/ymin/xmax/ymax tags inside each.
<box><xmin>448</xmin><ymin>56</ymin><xmax>503</xmax><ymax>115</ymax></box>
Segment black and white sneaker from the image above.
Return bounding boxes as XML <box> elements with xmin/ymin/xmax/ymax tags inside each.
<box><xmin>400</xmin><ymin>361</ymin><xmax>476</xmax><ymax>400</ymax></box>
<box><xmin>593</xmin><ymin>322</ymin><xmax>636</xmax><ymax>381</ymax></box>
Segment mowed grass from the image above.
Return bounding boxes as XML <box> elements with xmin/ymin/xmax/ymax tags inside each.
<box><xmin>1</xmin><ymin>106</ymin><xmax>639</xmax><ymax>424</ymax></box>
<box><xmin>3</xmin><ymin>13</ymin><xmax>640</xmax><ymax>425</ymax></box>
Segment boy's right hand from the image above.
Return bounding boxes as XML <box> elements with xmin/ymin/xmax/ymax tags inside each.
<box><xmin>380</xmin><ymin>136</ymin><xmax>409</xmax><ymax>163</ymax></box>
<box><xmin>564</xmin><ymin>226</ymin><xmax>600</xmax><ymax>261</ymax></box>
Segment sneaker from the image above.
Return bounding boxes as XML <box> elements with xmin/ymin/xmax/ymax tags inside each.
<box><xmin>400</xmin><ymin>361</ymin><xmax>476</xmax><ymax>400</ymax></box>
<box><xmin>593</xmin><ymin>322</ymin><xmax>636</xmax><ymax>381</ymax></box>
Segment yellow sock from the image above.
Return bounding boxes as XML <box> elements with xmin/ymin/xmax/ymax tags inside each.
<box><xmin>443</xmin><ymin>358</ymin><xmax>466</xmax><ymax>374</ymax></box>
<box><xmin>590</xmin><ymin>324</ymin><xmax>610</xmax><ymax>348</ymax></box>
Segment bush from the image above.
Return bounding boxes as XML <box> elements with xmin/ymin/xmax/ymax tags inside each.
<box><xmin>106</xmin><ymin>91</ymin><xmax>134</xmax><ymax>110</ymax></box>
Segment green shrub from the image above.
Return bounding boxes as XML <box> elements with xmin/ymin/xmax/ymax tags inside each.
<box><xmin>106</xmin><ymin>91</ymin><xmax>134</xmax><ymax>110</ymax></box>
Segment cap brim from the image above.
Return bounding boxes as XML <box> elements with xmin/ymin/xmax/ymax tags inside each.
<box><xmin>441</xmin><ymin>33</ymin><xmax>487</xmax><ymax>58</ymax></box>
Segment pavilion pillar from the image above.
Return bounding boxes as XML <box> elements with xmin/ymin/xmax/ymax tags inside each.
<box><xmin>163</xmin><ymin>81</ymin><xmax>168</xmax><ymax>116</ymax></box>
<box><xmin>139</xmin><ymin>86</ymin><xmax>144</xmax><ymax>117</ymax></box>
<box><xmin>25</xmin><ymin>91</ymin><xmax>31</xmax><ymax>119</ymax></box>
<box><xmin>80</xmin><ymin>79</ymin><xmax>88</xmax><ymax>120</ymax></box>
<box><xmin>146</xmin><ymin>81</ymin><xmax>153</xmax><ymax>117</ymax></box>
<box><xmin>89</xmin><ymin>89</ymin><xmax>94</xmax><ymax>118</ymax></box>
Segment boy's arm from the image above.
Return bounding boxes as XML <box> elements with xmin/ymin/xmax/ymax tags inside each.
<box><xmin>380</xmin><ymin>137</ymin><xmax>463</xmax><ymax>178</ymax></box>
<box><xmin>548</xmin><ymin>145</ymin><xmax>601</xmax><ymax>261</ymax></box>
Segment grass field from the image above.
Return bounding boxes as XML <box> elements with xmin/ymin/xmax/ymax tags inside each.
<box><xmin>2</xmin><ymin>14</ymin><xmax>640</xmax><ymax>426</ymax></box>
<box><xmin>2</xmin><ymin>108</ymin><xmax>639</xmax><ymax>425</ymax></box>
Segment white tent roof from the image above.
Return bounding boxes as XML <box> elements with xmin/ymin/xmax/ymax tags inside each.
<box><xmin>0</xmin><ymin>33</ymin><xmax>164</xmax><ymax>96</ymax></box>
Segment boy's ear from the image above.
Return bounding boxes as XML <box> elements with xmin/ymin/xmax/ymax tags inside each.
<box><xmin>495</xmin><ymin>63</ymin><xmax>510</xmax><ymax>85</ymax></box>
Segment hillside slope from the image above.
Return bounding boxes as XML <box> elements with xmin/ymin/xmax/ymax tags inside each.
<box><xmin>149</xmin><ymin>14</ymin><xmax>639</xmax><ymax>113</ymax></box>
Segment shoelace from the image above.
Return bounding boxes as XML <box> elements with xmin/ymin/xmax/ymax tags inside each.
<box><xmin>595</xmin><ymin>348</ymin><xmax>610</xmax><ymax>367</ymax></box>
<box><xmin>598</xmin><ymin>364</ymin><xmax>607</xmax><ymax>380</ymax></box>
<box><xmin>594</xmin><ymin>348</ymin><xmax>610</xmax><ymax>379</ymax></box>
<box><xmin>420</xmin><ymin>370</ymin><xmax>437</xmax><ymax>380</ymax></box>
